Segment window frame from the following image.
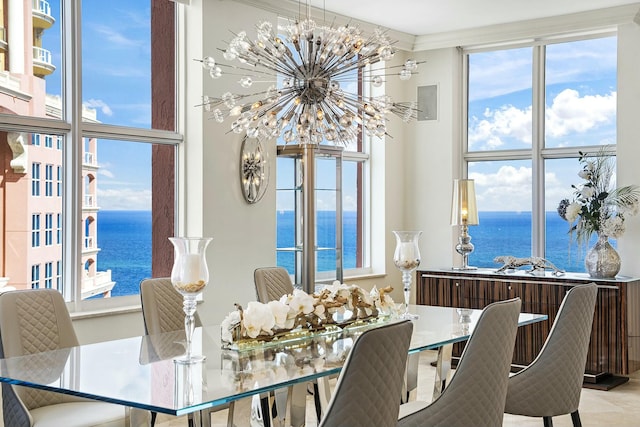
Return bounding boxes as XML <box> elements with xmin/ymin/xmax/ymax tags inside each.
<box><xmin>461</xmin><ymin>31</ymin><xmax>617</xmax><ymax>266</ymax></box>
<box><xmin>0</xmin><ymin>0</ymin><xmax>183</xmax><ymax>312</ymax></box>
<box><xmin>32</xmin><ymin>214</ymin><xmax>41</xmax><ymax>248</ymax></box>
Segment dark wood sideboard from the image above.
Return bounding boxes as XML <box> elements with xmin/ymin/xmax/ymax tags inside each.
<box><xmin>417</xmin><ymin>269</ymin><xmax>640</xmax><ymax>389</ymax></box>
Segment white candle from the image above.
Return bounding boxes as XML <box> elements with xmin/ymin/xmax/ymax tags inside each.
<box><xmin>400</xmin><ymin>242</ymin><xmax>415</xmax><ymax>262</ymax></box>
<box><xmin>181</xmin><ymin>254</ymin><xmax>202</xmax><ymax>285</ymax></box>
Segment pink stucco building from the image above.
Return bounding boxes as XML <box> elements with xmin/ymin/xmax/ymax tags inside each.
<box><xmin>0</xmin><ymin>0</ymin><xmax>114</xmax><ymax>298</ymax></box>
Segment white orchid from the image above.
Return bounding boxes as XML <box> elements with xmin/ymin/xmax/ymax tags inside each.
<box><xmin>220</xmin><ymin>283</ymin><xmax>395</xmax><ymax>346</ymax></box>
<box><xmin>220</xmin><ymin>310</ymin><xmax>241</xmax><ymax>343</ymax></box>
<box><xmin>243</xmin><ymin>301</ymin><xmax>275</xmax><ymax>338</ymax></box>
<box><xmin>268</xmin><ymin>300</ymin><xmax>294</xmax><ymax>330</ymax></box>
<box><xmin>287</xmin><ymin>289</ymin><xmax>315</xmax><ymax>315</ymax></box>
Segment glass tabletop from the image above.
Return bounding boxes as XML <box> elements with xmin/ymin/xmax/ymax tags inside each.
<box><xmin>0</xmin><ymin>305</ymin><xmax>546</xmax><ymax>416</ymax></box>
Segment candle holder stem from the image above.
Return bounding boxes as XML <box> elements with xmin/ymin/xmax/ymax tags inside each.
<box><xmin>181</xmin><ymin>295</ymin><xmax>200</xmax><ymax>363</ymax></box>
<box><xmin>402</xmin><ymin>271</ymin><xmax>413</xmax><ymax>318</ymax></box>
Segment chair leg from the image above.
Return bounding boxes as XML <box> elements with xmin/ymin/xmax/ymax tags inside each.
<box><xmin>571</xmin><ymin>411</ymin><xmax>582</xmax><ymax>427</ymax></box>
<box><xmin>260</xmin><ymin>396</ymin><xmax>272</xmax><ymax>427</ymax></box>
<box><xmin>313</xmin><ymin>382</ymin><xmax>322</xmax><ymax>421</ymax></box>
<box><xmin>543</xmin><ymin>416</ymin><xmax>554</xmax><ymax>427</ymax></box>
<box><xmin>150</xmin><ymin>411</ymin><xmax>157</xmax><ymax>427</ymax></box>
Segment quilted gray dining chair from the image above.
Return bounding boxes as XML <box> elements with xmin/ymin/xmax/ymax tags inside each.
<box><xmin>140</xmin><ymin>277</ymin><xmax>202</xmax><ymax>334</ymax></box>
<box><xmin>254</xmin><ymin>267</ymin><xmax>295</xmax><ymax>302</ymax></box>
<box><xmin>504</xmin><ymin>283</ymin><xmax>598</xmax><ymax>427</ymax></box>
<box><xmin>319</xmin><ymin>320</ymin><xmax>413</xmax><ymax>427</ymax></box>
<box><xmin>253</xmin><ymin>267</ymin><xmax>308</xmax><ymax>426</ymax></box>
<box><xmin>0</xmin><ymin>289</ymin><xmax>129</xmax><ymax>427</ymax></box>
<box><xmin>139</xmin><ymin>278</ymin><xmax>234</xmax><ymax>427</ymax></box>
<box><xmin>397</xmin><ymin>298</ymin><xmax>522</xmax><ymax>427</ymax></box>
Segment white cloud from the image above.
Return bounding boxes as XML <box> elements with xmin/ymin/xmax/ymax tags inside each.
<box><xmin>469</xmin><ymin>89</ymin><xmax>616</xmax><ymax>150</ymax></box>
<box><xmin>84</xmin><ymin>99</ymin><xmax>113</xmax><ymax>116</ymax></box>
<box><xmin>92</xmin><ymin>24</ymin><xmax>143</xmax><ymax>49</ymax></box>
<box><xmin>470</xmin><ymin>166</ymin><xmax>532</xmax><ymax>212</ymax></box>
<box><xmin>97</xmin><ymin>188</ymin><xmax>151</xmax><ymax>210</ymax></box>
<box><xmin>98</xmin><ymin>169</ymin><xmax>115</xmax><ymax>178</ymax></box>
<box><xmin>545</xmin><ymin>89</ymin><xmax>616</xmax><ymax>137</ymax></box>
<box><xmin>469</xmin><ymin>105</ymin><xmax>532</xmax><ymax>150</ymax></box>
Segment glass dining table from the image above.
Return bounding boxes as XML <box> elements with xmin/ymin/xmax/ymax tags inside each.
<box><xmin>0</xmin><ymin>304</ymin><xmax>546</xmax><ymax>427</ymax></box>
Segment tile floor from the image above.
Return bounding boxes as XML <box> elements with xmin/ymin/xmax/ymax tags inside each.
<box><xmin>157</xmin><ymin>350</ymin><xmax>640</xmax><ymax>426</ymax></box>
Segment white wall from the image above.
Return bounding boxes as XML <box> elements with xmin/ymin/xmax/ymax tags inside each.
<box><xmin>405</xmin><ymin>48</ymin><xmax>460</xmax><ymax>271</ymax></box>
<box><xmin>616</xmin><ymin>22</ymin><xmax>640</xmax><ymax>277</ymax></box>
<box><xmin>196</xmin><ymin>1</ymin><xmax>279</xmax><ymax>325</ymax></box>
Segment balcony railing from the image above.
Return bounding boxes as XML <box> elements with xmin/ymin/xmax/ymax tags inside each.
<box><xmin>32</xmin><ymin>46</ymin><xmax>56</xmax><ymax>76</ymax></box>
<box><xmin>32</xmin><ymin>0</ymin><xmax>55</xmax><ymax>28</ymax></box>
<box><xmin>33</xmin><ymin>0</ymin><xmax>51</xmax><ymax>16</ymax></box>
<box><xmin>33</xmin><ymin>47</ymin><xmax>52</xmax><ymax>65</ymax></box>
<box><xmin>83</xmin><ymin>195</ymin><xmax>96</xmax><ymax>208</ymax></box>
<box><xmin>84</xmin><ymin>152</ymin><xmax>96</xmax><ymax>165</ymax></box>
<box><xmin>81</xmin><ymin>270</ymin><xmax>115</xmax><ymax>299</ymax></box>
<box><xmin>84</xmin><ymin>236</ymin><xmax>94</xmax><ymax>249</ymax></box>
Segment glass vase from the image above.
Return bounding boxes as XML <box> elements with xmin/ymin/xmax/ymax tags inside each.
<box><xmin>392</xmin><ymin>231</ymin><xmax>422</xmax><ymax>319</ymax></box>
<box><xmin>585</xmin><ymin>233</ymin><xmax>620</xmax><ymax>279</ymax></box>
<box><xmin>169</xmin><ymin>237</ymin><xmax>212</xmax><ymax>364</ymax></box>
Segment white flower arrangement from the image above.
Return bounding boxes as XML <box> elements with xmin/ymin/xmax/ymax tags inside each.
<box><xmin>557</xmin><ymin>148</ymin><xmax>640</xmax><ymax>243</ymax></box>
<box><xmin>221</xmin><ymin>282</ymin><xmax>396</xmax><ymax>347</ymax></box>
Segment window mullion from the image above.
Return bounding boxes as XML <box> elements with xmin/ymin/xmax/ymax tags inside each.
<box><xmin>531</xmin><ymin>45</ymin><xmax>546</xmax><ymax>258</ymax></box>
<box><xmin>62</xmin><ymin>0</ymin><xmax>83</xmax><ymax>308</ymax></box>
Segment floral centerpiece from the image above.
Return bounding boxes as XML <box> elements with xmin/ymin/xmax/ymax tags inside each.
<box><xmin>557</xmin><ymin>148</ymin><xmax>640</xmax><ymax>277</ymax></box>
<box><xmin>221</xmin><ymin>282</ymin><xmax>397</xmax><ymax>348</ymax></box>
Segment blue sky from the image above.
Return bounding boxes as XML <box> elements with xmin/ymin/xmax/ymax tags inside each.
<box><xmin>44</xmin><ymin>0</ymin><xmax>152</xmax><ymax>210</ymax></box>
<box><xmin>467</xmin><ymin>37</ymin><xmax>617</xmax><ymax>212</ymax></box>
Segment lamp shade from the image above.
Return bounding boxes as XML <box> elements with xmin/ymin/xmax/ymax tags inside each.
<box><xmin>451</xmin><ymin>179</ymin><xmax>479</xmax><ymax>226</ymax></box>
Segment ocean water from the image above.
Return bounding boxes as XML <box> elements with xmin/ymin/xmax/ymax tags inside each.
<box><xmin>97</xmin><ymin>210</ymin><xmax>596</xmax><ymax>297</ymax></box>
<box><xmin>276</xmin><ymin>210</ymin><xmax>598</xmax><ymax>274</ymax></box>
<box><xmin>96</xmin><ymin>210</ymin><xmax>152</xmax><ymax>297</ymax></box>
<box><xmin>470</xmin><ymin>211</ymin><xmax>597</xmax><ymax>272</ymax></box>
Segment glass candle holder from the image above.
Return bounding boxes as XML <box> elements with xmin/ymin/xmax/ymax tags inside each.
<box><xmin>392</xmin><ymin>231</ymin><xmax>422</xmax><ymax>319</ymax></box>
<box><xmin>169</xmin><ymin>237</ymin><xmax>212</xmax><ymax>364</ymax></box>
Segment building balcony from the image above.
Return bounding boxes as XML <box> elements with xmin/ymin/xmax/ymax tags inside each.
<box><xmin>83</xmin><ymin>195</ymin><xmax>97</xmax><ymax>209</ymax></box>
<box><xmin>32</xmin><ymin>0</ymin><xmax>55</xmax><ymax>29</ymax></box>
<box><xmin>33</xmin><ymin>46</ymin><xmax>56</xmax><ymax>77</ymax></box>
<box><xmin>84</xmin><ymin>152</ymin><xmax>96</xmax><ymax>166</ymax></box>
<box><xmin>81</xmin><ymin>270</ymin><xmax>115</xmax><ymax>299</ymax></box>
<box><xmin>84</xmin><ymin>236</ymin><xmax>95</xmax><ymax>250</ymax></box>
<box><xmin>83</xmin><ymin>152</ymin><xmax>100</xmax><ymax>172</ymax></box>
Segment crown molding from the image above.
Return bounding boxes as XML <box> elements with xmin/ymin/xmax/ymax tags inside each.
<box><xmin>228</xmin><ymin>0</ymin><xmax>416</xmax><ymax>51</ymax></box>
<box><xmin>413</xmin><ymin>3</ymin><xmax>640</xmax><ymax>51</ymax></box>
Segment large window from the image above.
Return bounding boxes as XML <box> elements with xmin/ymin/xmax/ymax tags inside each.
<box><xmin>464</xmin><ymin>35</ymin><xmax>617</xmax><ymax>272</ymax></box>
<box><xmin>0</xmin><ymin>1</ymin><xmax>179</xmax><ymax>310</ymax></box>
<box><xmin>275</xmin><ymin>65</ymin><xmax>371</xmax><ymax>281</ymax></box>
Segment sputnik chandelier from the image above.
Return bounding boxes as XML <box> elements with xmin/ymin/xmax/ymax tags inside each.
<box><xmin>200</xmin><ymin>13</ymin><xmax>422</xmax><ymax>146</ymax></box>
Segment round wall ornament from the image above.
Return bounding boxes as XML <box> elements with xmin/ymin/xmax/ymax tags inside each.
<box><xmin>239</xmin><ymin>136</ymin><xmax>269</xmax><ymax>204</ymax></box>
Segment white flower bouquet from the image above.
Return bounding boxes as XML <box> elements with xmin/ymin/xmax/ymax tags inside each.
<box><xmin>557</xmin><ymin>148</ymin><xmax>640</xmax><ymax>244</ymax></box>
<box><xmin>221</xmin><ymin>282</ymin><xmax>396</xmax><ymax>347</ymax></box>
